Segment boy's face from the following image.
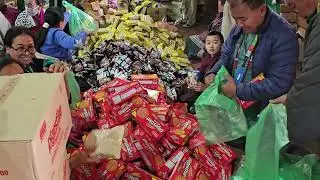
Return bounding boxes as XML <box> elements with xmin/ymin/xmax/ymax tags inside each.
<box><xmin>205</xmin><ymin>35</ymin><xmax>222</xmax><ymax>56</ymax></box>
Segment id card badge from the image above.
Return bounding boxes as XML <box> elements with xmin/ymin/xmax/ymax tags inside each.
<box><xmin>234</xmin><ymin>67</ymin><xmax>246</xmax><ymax>84</ymax></box>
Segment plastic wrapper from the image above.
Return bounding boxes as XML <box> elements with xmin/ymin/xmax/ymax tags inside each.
<box><xmin>74</xmin><ymin>98</ymin><xmax>97</xmax><ymax>123</ymax></box>
<box><xmin>168</xmin><ymin>152</ymin><xmax>200</xmax><ymax>180</ymax></box>
<box><xmin>123</xmin><ymin>164</ymin><xmax>162</xmax><ymax>180</ymax></box>
<box><xmin>133</xmin><ymin>125</ymin><xmax>153</xmax><ymax>143</ymax></box>
<box><xmin>149</xmin><ymin>104</ymin><xmax>170</xmax><ymax>122</ymax></box>
<box><xmin>134</xmin><ymin>137</ymin><xmax>166</xmax><ymax>173</ymax></box>
<box><xmin>159</xmin><ymin>137</ymin><xmax>178</xmax><ymax>158</ymax></box>
<box><xmin>131</xmin><ymin>74</ymin><xmax>160</xmax><ymax>90</ymax></box>
<box><xmin>193</xmin><ymin>145</ymin><xmax>222</xmax><ymax>174</ymax></box>
<box><xmin>188</xmin><ymin>132</ymin><xmax>206</xmax><ymax>151</ymax></box>
<box><xmin>209</xmin><ymin>143</ymin><xmax>237</xmax><ymax>165</ymax></box>
<box><xmin>106</xmin><ymin>78</ymin><xmax>130</xmax><ymax>93</ymax></box>
<box><xmin>97</xmin><ymin>159</ymin><xmax>126</xmax><ymax>179</ymax></box>
<box><xmin>72</xmin><ymin>163</ymin><xmax>99</xmax><ymax>180</ymax></box>
<box><xmin>157</xmin><ymin>147</ymin><xmax>189</xmax><ymax>179</ymax></box>
<box><xmin>84</xmin><ymin>125</ymin><xmax>125</xmax><ymax>159</ymax></box>
<box><xmin>166</xmin><ymin>116</ymin><xmax>199</xmax><ymax>146</ymax></box>
<box><xmin>132</xmin><ymin>106</ymin><xmax>169</xmax><ymax>142</ymax></box>
<box><xmin>121</xmin><ymin>136</ymin><xmax>140</xmax><ymax>162</ymax></box>
<box><xmin>111</xmin><ymin>101</ymin><xmax>134</xmax><ymax>123</ymax></box>
<box><xmin>108</xmin><ymin>82</ymin><xmax>144</xmax><ymax>105</ymax></box>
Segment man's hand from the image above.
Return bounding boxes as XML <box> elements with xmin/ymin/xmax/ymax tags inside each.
<box><xmin>193</xmin><ymin>82</ymin><xmax>206</xmax><ymax>92</ymax></box>
<box><xmin>270</xmin><ymin>94</ymin><xmax>288</xmax><ymax>104</ymax></box>
<box><xmin>205</xmin><ymin>74</ymin><xmax>215</xmax><ymax>85</ymax></box>
<box><xmin>222</xmin><ymin>75</ymin><xmax>237</xmax><ymax>98</ymax></box>
<box><xmin>43</xmin><ymin>61</ymin><xmax>69</xmax><ymax>73</ymax></box>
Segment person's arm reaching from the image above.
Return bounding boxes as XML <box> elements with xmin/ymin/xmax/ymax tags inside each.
<box><xmin>236</xmin><ymin>32</ymin><xmax>298</xmax><ymax>101</ymax></box>
<box><xmin>54</xmin><ymin>30</ymin><xmax>87</xmax><ymax>50</ymax></box>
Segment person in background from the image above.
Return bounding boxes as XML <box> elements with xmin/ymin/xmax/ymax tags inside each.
<box><xmin>15</xmin><ymin>0</ymin><xmax>44</xmax><ymax>34</ymax></box>
<box><xmin>0</xmin><ymin>26</ymin><xmax>67</xmax><ymax>75</ymax></box>
<box><xmin>209</xmin><ymin>0</ymin><xmax>226</xmax><ymax>32</ymax></box>
<box><xmin>204</xmin><ymin>0</ymin><xmax>298</xmax><ymax>123</ymax></box>
<box><xmin>36</xmin><ymin>7</ymin><xmax>86</xmax><ymax>62</ymax></box>
<box><xmin>271</xmin><ymin>0</ymin><xmax>320</xmax><ymax>156</ymax></box>
<box><xmin>180</xmin><ymin>0</ymin><xmax>198</xmax><ymax>27</ymax></box>
<box><xmin>0</xmin><ymin>11</ymin><xmax>11</xmax><ymax>57</ymax></box>
<box><xmin>0</xmin><ymin>0</ymin><xmax>20</xmax><ymax>25</ymax></box>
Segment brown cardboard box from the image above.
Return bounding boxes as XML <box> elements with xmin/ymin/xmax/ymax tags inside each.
<box><xmin>0</xmin><ymin>73</ymin><xmax>72</xmax><ymax>180</ymax></box>
<box><xmin>147</xmin><ymin>5</ymin><xmax>167</xmax><ymax>22</ymax></box>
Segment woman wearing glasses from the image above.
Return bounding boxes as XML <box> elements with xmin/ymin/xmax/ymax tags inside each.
<box><xmin>0</xmin><ymin>26</ymin><xmax>68</xmax><ymax>75</ymax></box>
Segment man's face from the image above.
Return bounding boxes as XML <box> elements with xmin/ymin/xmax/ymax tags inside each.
<box><xmin>287</xmin><ymin>0</ymin><xmax>314</xmax><ymax>18</ymax></box>
<box><xmin>230</xmin><ymin>3</ymin><xmax>266</xmax><ymax>33</ymax></box>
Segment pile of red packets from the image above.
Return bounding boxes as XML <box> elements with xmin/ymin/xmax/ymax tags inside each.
<box><xmin>68</xmin><ymin>74</ymin><xmax>237</xmax><ymax>180</ymax></box>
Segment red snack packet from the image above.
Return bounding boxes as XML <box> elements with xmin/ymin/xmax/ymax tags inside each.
<box><xmin>75</xmin><ymin>98</ymin><xmax>96</xmax><ymax>123</ymax></box>
<box><xmin>133</xmin><ymin>126</ymin><xmax>153</xmax><ymax>142</ymax></box>
<box><xmin>97</xmin><ymin>159</ymin><xmax>126</xmax><ymax>179</ymax></box>
<box><xmin>128</xmin><ymin>161</ymin><xmax>146</xmax><ymax>169</ymax></box>
<box><xmin>131</xmin><ymin>96</ymin><xmax>149</xmax><ymax>108</ymax></box>
<box><xmin>134</xmin><ymin>137</ymin><xmax>165</xmax><ymax>173</ymax></box>
<box><xmin>159</xmin><ymin>137</ymin><xmax>178</xmax><ymax>158</ymax></box>
<box><xmin>123</xmin><ymin>121</ymin><xmax>134</xmax><ymax>137</ymax></box>
<box><xmin>171</xmin><ymin>103</ymin><xmax>188</xmax><ymax>113</ymax></box>
<box><xmin>157</xmin><ymin>147</ymin><xmax>189</xmax><ymax>179</ymax></box>
<box><xmin>237</xmin><ymin>74</ymin><xmax>265</xmax><ymax>109</ymax></box>
<box><xmin>150</xmin><ymin>104</ymin><xmax>170</xmax><ymax>122</ymax></box>
<box><xmin>108</xmin><ymin>82</ymin><xmax>144</xmax><ymax>106</ymax></box>
<box><xmin>111</xmin><ymin>101</ymin><xmax>134</xmax><ymax>123</ymax></box>
<box><xmin>106</xmin><ymin>78</ymin><xmax>130</xmax><ymax>93</ymax></box>
<box><xmin>209</xmin><ymin>143</ymin><xmax>237</xmax><ymax>165</ymax></box>
<box><xmin>121</xmin><ymin>136</ymin><xmax>140</xmax><ymax>162</ymax></box>
<box><xmin>195</xmin><ymin>165</ymin><xmax>230</xmax><ymax>180</ymax></box>
<box><xmin>131</xmin><ymin>74</ymin><xmax>160</xmax><ymax>90</ymax></box>
<box><xmin>188</xmin><ymin>132</ymin><xmax>206</xmax><ymax>150</ymax></box>
<box><xmin>72</xmin><ymin>163</ymin><xmax>99</xmax><ymax>180</ymax></box>
<box><xmin>169</xmin><ymin>108</ymin><xmax>194</xmax><ymax>127</ymax></box>
<box><xmin>168</xmin><ymin>152</ymin><xmax>200</xmax><ymax>180</ymax></box>
<box><xmin>195</xmin><ymin>167</ymin><xmax>212</xmax><ymax>180</ymax></box>
<box><xmin>110</xmin><ymin>82</ymin><xmax>139</xmax><ymax>94</ymax></box>
<box><xmin>166</xmin><ymin>117</ymin><xmax>199</xmax><ymax>146</ymax></box>
<box><xmin>97</xmin><ymin>113</ymin><xmax>118</xmax><ymax>129</ymax></box>
<box><xmin>123</xmin><ymin>164</ymin><xmax>162</xmax><ymax>180</ymax></box>
<box><xmin>193</xmin><ymin>145</ymin><xmax>221</xmax><ymax>173</ymax></box>
<box><xmin>132</xmin><ymin>106</ymin><xmax>169</xmax><ymax>142</ymax></box>
<box><xmin>93</xmin><ymin>89</ymin><xmax>108</xmax><ymax>103</ymax></box>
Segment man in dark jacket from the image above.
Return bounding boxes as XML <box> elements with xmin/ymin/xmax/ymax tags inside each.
<box><xmin>271</xmin><ymin>0</ymin><xmax>320</xmax><ymax>155</ymax></box>
<box><xmin>205</xmin><ymin>0</ymin><xmax>298</xmax><ymax>121</ymax></box>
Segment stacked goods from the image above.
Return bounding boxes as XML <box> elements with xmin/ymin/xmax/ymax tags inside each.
<box><xmin>79</xmin><ymin>11</ymin><xmax>187</xmax><ymax>66</ymax></box>
<box><xmin>72</xmin><ymin>41</ymin><xmax>191</xmax><ymax>101</ymax></box>
<box><xmin>68</xmin><ymin>75</ymin><xmax>238</xmax><ymax>180</ymax></box>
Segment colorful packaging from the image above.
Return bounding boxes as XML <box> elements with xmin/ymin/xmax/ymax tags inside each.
<box><xmin>157</xmin><ymin>147</ymin><xmax>189</xmax><ymax>179</ymax></box>
<box><xmin>134</xmin><ymin>137</ymin><xmax>165</xmax><ymax>173</ymax></box>
<box><xmin>169</xmin><ymin>108</ymin><xmax>193</xmax><ymax>127</ymax></box>
<box><xmin>193</xmin><ymin>145</ymin><xmax>221</xmax><ymax>173</ymax></box>
<box><xmin>132</xmin><ymin>106</ymin><xmax>169</xmax><ymax>142</ymax></box>
<box><xmin>209</xmin><ymin>143</ymin><xmax>237</xmax><ymax>165</ymax></box>
<box><xmin>131</xmin><ymin>96</ymin><xmax>149</xmax><ymax>109</ymax></box>
<box><xmin>128</xmin><ymin>161</ymin><xmax>146</xmax><ymax>169</ymax></box>
<box><xmin>108</xmin><ymin>82</ymin><xmax>144</xmax><ymax>105</ymax></box>
<box><xmin>195</xmin><ymin>165</ymin><xmax>230</xmax><ymax>180</ymax></box>
<box><xmin>121</xmin><ymin>136</ymin><xmax>140</xmax><ymax>162</ymax></box>
<box><xmin>97</xmin><ymin>113</ymin><xmax>119</xmax><ymax>129</ymax></box>
<box><xmin>97</xmin><ymin>159</ymin><xmax>126</xmax><ymax>179</ymax></box>
<box><xmin>194</xmin><ymin>167</ymin><xmax>211</xmax><ymax>180</ymax></box>
<box><xmin>123</xmin><ymin>121</ymin><xmax>134</xmax><ymax>137</ymax></box>
<box><xmin>72</xmin><ymin>163</ymin><xmax>99</xmax><ymax>180</ymax></box>
<box><xmin>123</xmin><ymin>164</ymin><xmax>162</xmax><ymax>180</ymax></box>
<box><xmin>75</xmin><ymin>98</ymin><xmax>96</xmax><ymax>123</ymax></box>
<box><xmin>167</xmin><ymin>117</ymin><xmax>199</xmax><ymax>146</ymax></box>
<box><xmin>237</xmin><ymin>74</ymin><xmax>265</xmax><ymax>109</ymax></box>
<box><xmin>168</xmin><ymin>153</ymin><xmax>200</xmax><ymax>180</ymax></box>
<box><xmin>131</xmin><ymin>74</ymin><xmax>160</xmax><ymax>90</ymax></box>
<box><xmin>110</xmin><ymin>82</ymin><xmax>139</xmax><ymax>94</ymax></box>
<box><xmin>133</xmin><ymin>125</ymin><xmax>153</xmax><ymax>143</ymax></box>
<box><xmin>106</xmin><ymin>78</ymin><xmax>130</xmax><ymax>93</ymax></box>
<box><xmin>188</xmin><ymin>132</ymin><xmax>206</xmax><ymax>150</ymax></box>
<box><xmin>150</xmin><ymin>104</ymin><xmax>170</xmax><ymax>122</ymax></box>
<box><xmin>111</xmin><ymin>101</ymin><xmax>134</xmax><ymax>123</ymax></box>
<box><xmin>159</xmin><ymin>137</ymin><xmax>178</xmax><ymax>158</ymax></box>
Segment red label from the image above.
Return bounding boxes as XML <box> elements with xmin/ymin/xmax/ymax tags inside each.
<box><xmin>48</xmin><ymin>106</ymin><xmax>62</xmax><ymax>153</ymax></box>
<box><xmin>39</xmin><ymin>121</ymin><xmax>47</xmax><ymax>143</ymax></box>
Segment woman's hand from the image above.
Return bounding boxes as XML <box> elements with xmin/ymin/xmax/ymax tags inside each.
<box><xmin>43</xmin><ymin>61</ymin><xmax>69</xmax><ymax>73</ymax></box>
<box><xmin>193</xmin><ymin>82</ymin><xmax>206</xmax><ymax>92</ymax></box>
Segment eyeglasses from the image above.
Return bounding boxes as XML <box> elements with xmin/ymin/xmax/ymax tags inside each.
<box><xmin>11</xmin><ymin>46</ymin><xmax>36</xmax><ymax>54</ymax></box>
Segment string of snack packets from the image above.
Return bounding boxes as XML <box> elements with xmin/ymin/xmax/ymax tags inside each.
<box><xmin>68</xmin><ymin>75</ymin><xmax>238</xmax><ymax>180</ymax></box>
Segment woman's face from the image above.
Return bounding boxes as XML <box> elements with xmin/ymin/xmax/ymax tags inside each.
<box><xmin>6</xmin><ymin>34</ymin><xmax>36</xmax><ymax>66</ymax></box>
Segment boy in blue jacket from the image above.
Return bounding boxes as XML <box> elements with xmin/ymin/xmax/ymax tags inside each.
<box><xmin>36</xmin><ymin>7</ymin><xmax>86</xmax><ymax>62</ymax></box>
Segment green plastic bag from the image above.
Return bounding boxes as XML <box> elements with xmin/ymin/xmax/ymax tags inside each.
<box><xmin>232</xmin><ymin>104</ymin><xmax>289</xmax><ymax>180</ymax></box>
<box><xmin>63</xmin><ymin>1</ymin><xmax>98</xmax><ymax>36</ymax></box>
<box><xmin>195</xmin><ymin>66</ymin><xmax>248</xmax><ymax>145</ymax></box>
<box><xmin>65</xmin><ymin>71</ymin><xmax>81</xmax><ymax>109</ymax></box>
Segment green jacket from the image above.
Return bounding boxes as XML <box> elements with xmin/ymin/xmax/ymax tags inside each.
<box><xmin>287</xmin><ymin>11</ymin><xmax>320</xmax><ymax>143</ymax></box>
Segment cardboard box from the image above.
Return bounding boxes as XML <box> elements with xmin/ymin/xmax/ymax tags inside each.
<box><xmin>0</xmin><ymin>73</ymin><xmax>72</xmax><ymax>180</ymax></box>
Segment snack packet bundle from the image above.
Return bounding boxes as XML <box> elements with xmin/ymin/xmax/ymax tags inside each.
<box><xmin>128</xmin><ymin>161</ymin><xmax>146</xmax><ymax>169</ymax></box>
<box><xmin>193</xmin><ymin>145</ymin><xmax>221</xmax><ymax>173</ymax></box>
<box><xmin>134</xmin><ymin>137</ymin><xmax>166</xmax><ymax>173</ymax></box>
<box><xmin>74</xmin><ymin>98</ymin><xmax>97</xmax><ymax>124</ymax></box>
<box><xmin>97</xmin><ymin>159</ymin><xmax>126</xmax><ymax>179</ymax></box>
<box><xmin>149</xmin><ymin>104</ymin><xmax>170</xmax><ymax>122</ymax></box>
<box><xmin>209</xmin><ymin>143</ymin><xmax>237</xmax><ymax>166</ymax></box>
<box><xmin>72</xmin><ymin>163</ymin><xmax>99</xmax><ymax>180</ymax></box>
<box><xmin>157</xmin><ymin>147</ymin><xmax>190</xmax><ymax>179</ymax></box>
<box><xmin>131</xmin><ymin>74</ymin><xmax>160</xmax><ymax>90</ymax></box>
<box><xmin>108</xmin><ymin>82</ymin><xmax>145</xmax><ymax>105</ymax></box>
<box><xmin>166</xmin><ymin>116</ymin><xmax>199</xmax><ymax>146</ymax></box>
<box><xmin>168</xmin><ymin>152</ymin><xmax>200</xmax><ymax>180</ymax></box>
<box><xmin>188</xmin><ymin>132</ymin><xmax>206</xmax><ymax>151</ymax></box>
<box><xmin>133</xmin><ymin>125</ymin><xmax>153</xmax><ymax>143</ymax></box>
<box><xmin>121</xmin><ymin>136</ymin><xmax>140</xmax><ymax>162</ymax></box>
<box><xmin>123</xmin><ymin>164</ymin><xmax>162</xmax><ymax>180</ymax></box>
<box><xmin>159</xmin><ymin>137</ymin><xmax>178</xmax><ymax>159</ymax></box>
<box><xmin>106</xmin><ymin>78</ymin><xmax>131</xmax><ymax>93</ymax></box>
<box><xmin>132</xmin><ymin>106</ymin><xmax>169</xmax><ymax>142</ymax></box>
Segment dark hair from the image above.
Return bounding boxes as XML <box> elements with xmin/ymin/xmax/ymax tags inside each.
<box><xmin>207</xmin><ymin>31</ymin><xmax>224</xmax><ymax>43</ymax></box>
<box><xmin>228</xmin><ymin>0</ymin><xmax>265</xmax><ymax>9</ymax></box>
<box><xmin>220</xmin><ymin>0</ymin><xmax>227</xmax><ymax>5</ymax></box>
<box><xmin>4</xmin><ymin>26</ymin><xmax>35</xmax><ymax>47</ymax></box>
<box><xmin>36</xmin><ymin>7</ymin><xmax>64</xmax><ymax>52</ymax></box>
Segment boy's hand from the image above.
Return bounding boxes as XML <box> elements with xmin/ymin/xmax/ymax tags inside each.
<box><xmin>194</xmin><ymin>82</ymin><xmax>206</xmax><ymax>92</ymax></box>
<box><xmin>205</xmin><ymin>74</ymin><xmax>215</xmax><ymax>85</ymax></box>
<box><xmin>222</xmin><ymin>75</ymin><xmax>237</xmax><ymax>98</ymax></box>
